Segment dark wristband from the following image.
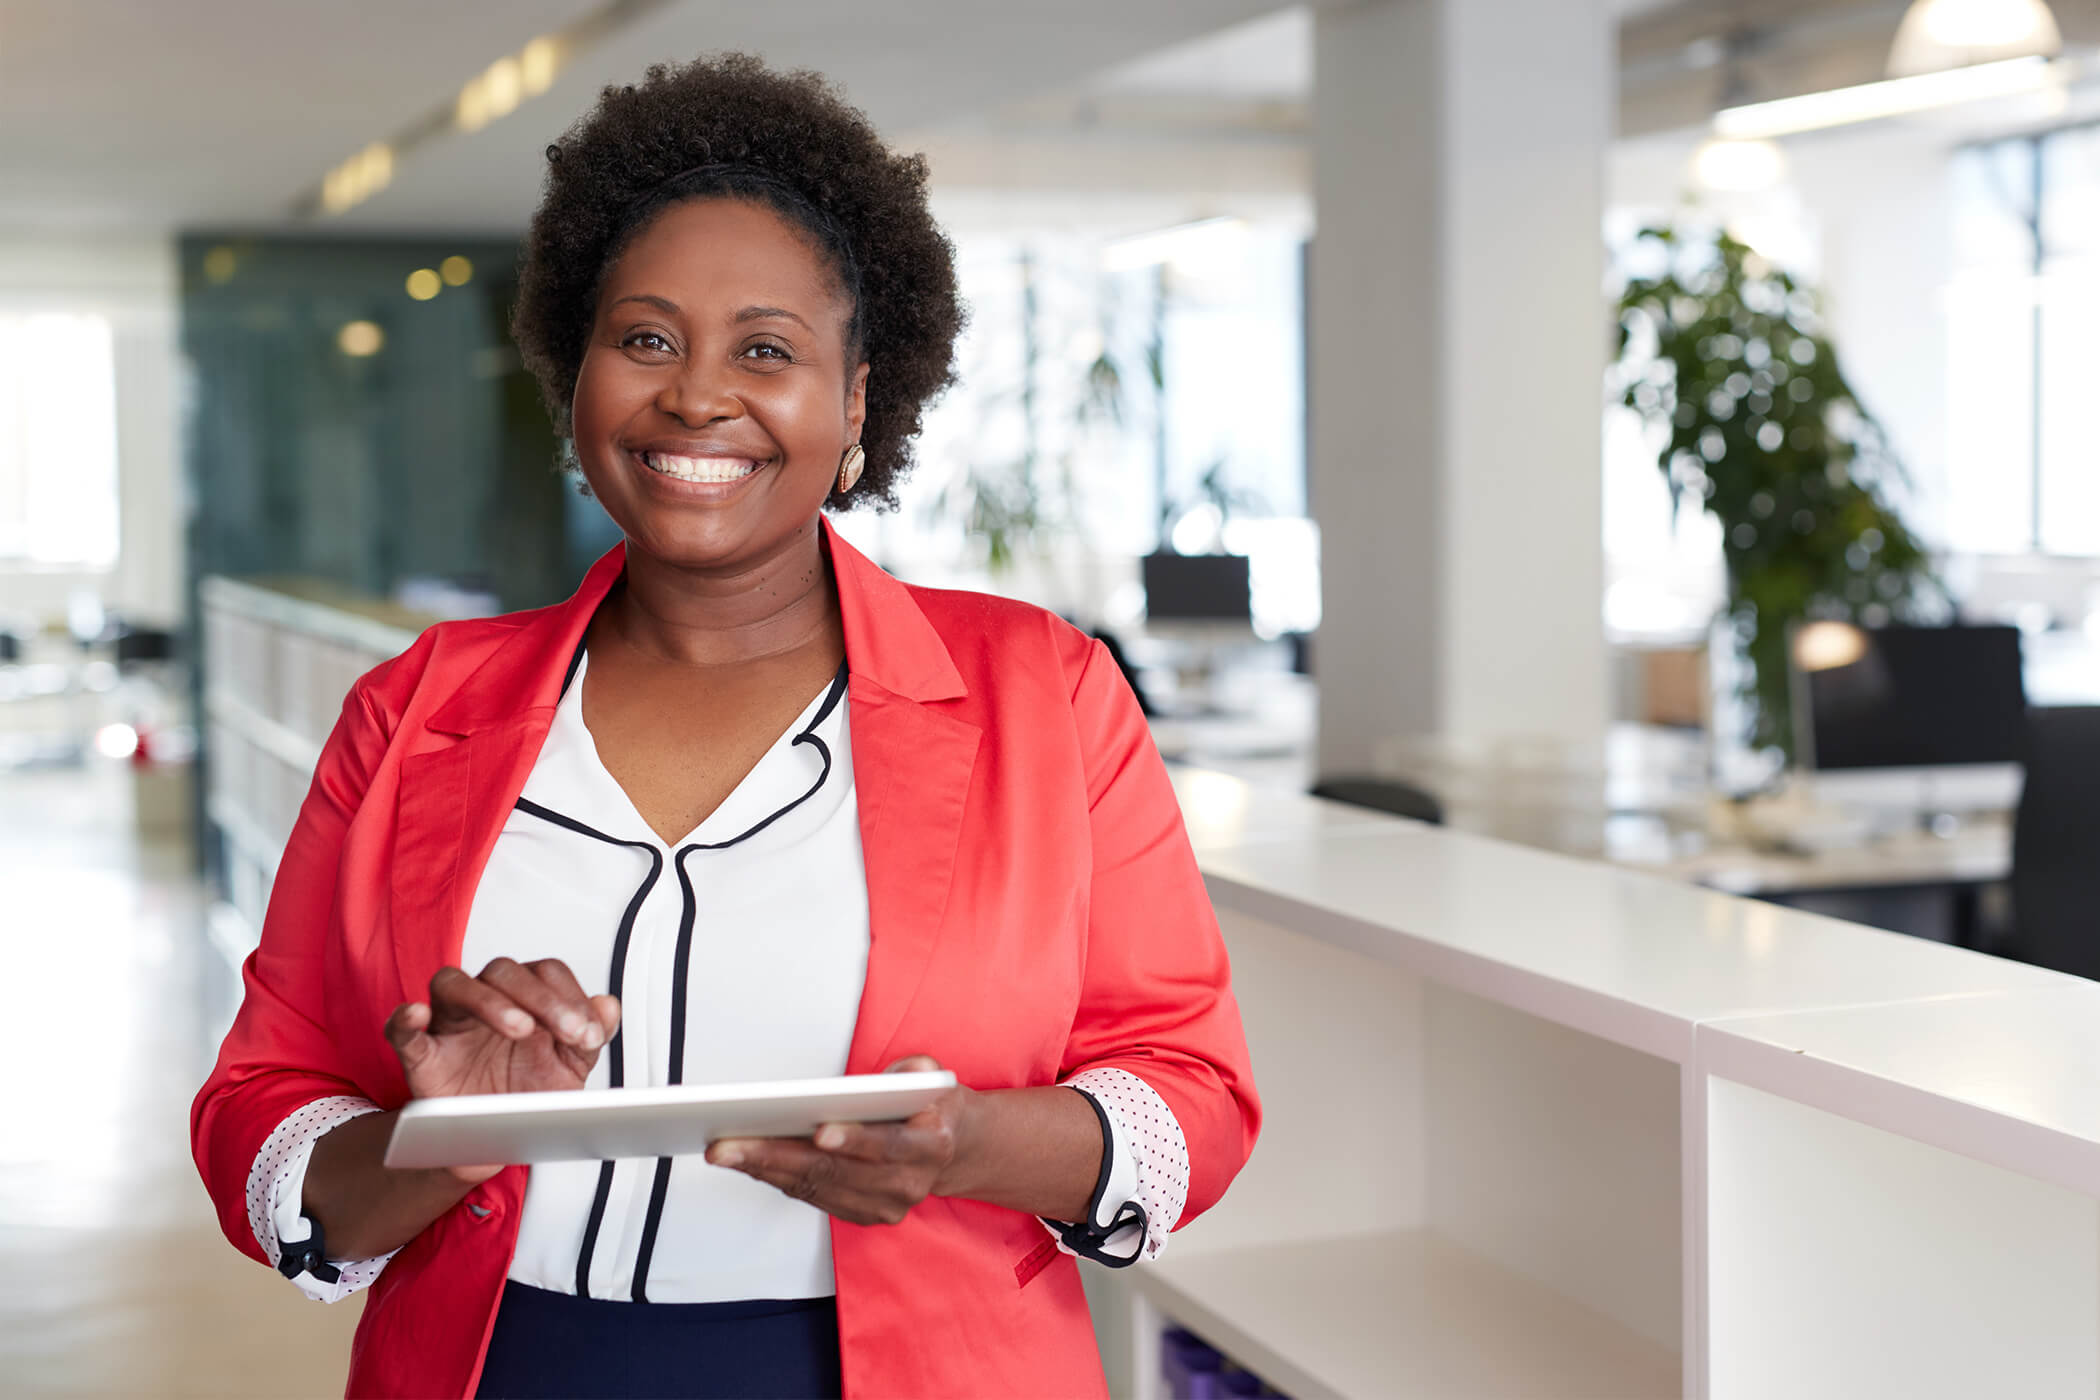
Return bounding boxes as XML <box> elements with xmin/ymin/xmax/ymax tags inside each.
<box><xmin>276</xmin><ymin>1214</ymin><xmax>342</xmax><ymax>1285</ymax></box>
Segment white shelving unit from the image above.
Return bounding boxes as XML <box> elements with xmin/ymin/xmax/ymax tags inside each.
<box><xmin>1702</xmin><ymin>984</ymin><xmax>2100</xmax><ymax>1400</ymax></box>
<box><xmin>1102</xmin><ymin>768</ymin><xmax>2100</xmax><ymax>1400</ymax></box>
<box><xmin>1140</xmin><ymin>1230</ymin><xmax>1679</xmax><ymax>1400</ymax></box>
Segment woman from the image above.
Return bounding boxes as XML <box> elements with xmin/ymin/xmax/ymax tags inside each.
<box><xmin>191</xmin><ymin>54</ymin><xmax>1258</xmax><ymax>1400</ymax></box>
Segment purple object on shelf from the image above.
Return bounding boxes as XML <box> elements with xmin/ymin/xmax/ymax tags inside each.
<box><xmin>1160</xmin><ymin>1327</ymin><xmax>1285</xmax><ymax>1400</ymax></box>
<box><xmin>1161</xmin><ymin>1328</ymin><xmax>1223</xmax><ymax>1400</ymax></box>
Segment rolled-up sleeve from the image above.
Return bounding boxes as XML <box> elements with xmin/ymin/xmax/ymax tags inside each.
<box><xmin>1056</xmin><ymin>637</ymin><xmax>1260</xmax><ymax>1226</ymax></box>
<box><xmin>190</xmin><ymin>667</ymin><xmax>397</xmax><ymax>1266</ymax></box>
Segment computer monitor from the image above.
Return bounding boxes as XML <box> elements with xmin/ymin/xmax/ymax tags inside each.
<box><xmin>1790</xmin><ymin>621</ymin><xmax>2027</xmax><ymax>813</ymax></box>
<box><xmin>1141</xmin><ymin>552</ymin><xmax>1252</xmax><ymax>631</ymax></box>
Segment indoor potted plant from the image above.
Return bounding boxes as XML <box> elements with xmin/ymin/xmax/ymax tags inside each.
<box><xmin>1614</xmin><ymin>223</ymin><xmax>1942</xmax><ymax>762</ymax></box>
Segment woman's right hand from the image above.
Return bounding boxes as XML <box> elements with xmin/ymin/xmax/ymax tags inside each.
<box><xmin>383</xmin><ymin>959</ymin><xmax>620</xmax><ymax>1182</ymax></box>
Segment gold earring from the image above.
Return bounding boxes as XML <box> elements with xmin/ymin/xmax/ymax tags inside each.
<box><xmin>836</xmin><ymin>444</ymin><xmax>865</xmax><ymax>494</ymax></box>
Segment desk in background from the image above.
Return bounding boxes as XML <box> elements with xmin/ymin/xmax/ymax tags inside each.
<box><xmin>1610</xmin><ymin>814</ymin><xmax>2013</xmax><ymax>949</ymax></box>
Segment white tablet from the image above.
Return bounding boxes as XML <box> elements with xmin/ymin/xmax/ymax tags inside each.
<box><xmin>383</xmin><ymin>1071</ymin><xmax>957</xmax><ymax>1170</ymax></box>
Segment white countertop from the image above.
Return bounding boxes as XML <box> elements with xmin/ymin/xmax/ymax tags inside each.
<box><xmin>1703</xmin><ymin>983</ymin><xmax>2100</xmax><ymax>1197</ymax></box>
<box><xmin>1175</xmin><ymin>767</ymin><xmax>2076</xmax><ymax>1064</ymax></box>
<box><xmin>1169</xmin><ymin>766</ymin><xmax>1398</xmax><ymax>852</ymax></box>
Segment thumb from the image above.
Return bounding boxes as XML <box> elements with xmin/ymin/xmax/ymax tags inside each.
<box><xmin>385</xmin><ymin>1002</ymin><xmax>439</xmax><ymax>1074</ymax></box>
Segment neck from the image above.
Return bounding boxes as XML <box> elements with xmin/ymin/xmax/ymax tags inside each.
<box><xmin>605</xmin><ymin>520</ymin><xmax>841</xmax><ymax>668</ymax></box>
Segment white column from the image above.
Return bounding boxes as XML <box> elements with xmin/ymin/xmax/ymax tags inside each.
<box><xmin>1310</xmin><ymin>0</ymin><xmax>1612</xmax><ymax>776</ymax></box>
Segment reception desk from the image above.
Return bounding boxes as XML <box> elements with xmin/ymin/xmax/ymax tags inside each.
<box><xmin>197</xmin><ymin>578</ymin><xmax>2100</xmax><ymax>1399</ymax></box>
<box><xmin>1099</xmin><ymin>768</ymin><xmax>2100</xmax><ymax>1400</ymax></box>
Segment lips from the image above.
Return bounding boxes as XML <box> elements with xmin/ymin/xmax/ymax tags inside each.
<box><xmin>640</xmin><ymin>451</ymin><xmax>763</xmax><ymax>483</ymax></box>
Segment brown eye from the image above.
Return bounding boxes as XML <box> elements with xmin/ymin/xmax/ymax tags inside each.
<box><xmin>622</xmin><ymin>330</ymin><xmax>673</xmax><ymax>354</ymax></box>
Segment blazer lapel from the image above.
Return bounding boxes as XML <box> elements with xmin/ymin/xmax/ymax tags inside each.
<box><xmin>387</xmin><ymin>543</ymin><xmax>628</xmax><ymax>1005</ymax></box>
<box><xmin>388</xmin><ymin>717</ymin><xmax>551</xmax><ymax>1006</ymax></box>
<box><xmin>842</xmin><ymin>676</ymin><xmax>980</xmax><ymax>1073</ymax></box>
<box><xmin>819</xmin><ymin>521</ymin><xmax>985</xmax><ymax>1073</ymax></box>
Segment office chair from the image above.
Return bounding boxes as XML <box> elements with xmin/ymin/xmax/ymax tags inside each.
<box><xmin>2007</xmin><ymin>706</ymin><xmax>2100</xmax><ymax>980</ymax></box>
<box><xmin>114</xmin><ymin>626</ymin><xmax>179</xmax><ymax>667</ymax></box>
<box><xmin>1309</xmin><ymin>776</ymin><xmax>1444</xmax><ymax>825</ymax></box>
<box><xmin>1089</xmin><ymin>628</ymin><xmax>1158</xmax><ymax>717</ymax></box>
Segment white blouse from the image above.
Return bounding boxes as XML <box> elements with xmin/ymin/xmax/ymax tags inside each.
<box><xmin>250</xmin><ymin>648</ymin><xmax>1188</xmax><ymax>1304</ymax></box>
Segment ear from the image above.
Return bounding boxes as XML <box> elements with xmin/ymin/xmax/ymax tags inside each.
<box><xmin>845</xmin><ymin>360</ymin><xmax>870</xmax><ymax>443</ymax></box>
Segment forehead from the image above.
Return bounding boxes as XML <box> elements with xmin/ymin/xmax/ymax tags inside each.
<box><xmin>598</xmin><ymin>197</ymin><xmax>847</xmax><ymax>322</ymax></box>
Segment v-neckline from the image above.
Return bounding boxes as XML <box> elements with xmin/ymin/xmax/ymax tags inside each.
<box><xmin>560</xmin><ymin>647</ymin><xmax>847</xmax><ymax>850</ymax></box>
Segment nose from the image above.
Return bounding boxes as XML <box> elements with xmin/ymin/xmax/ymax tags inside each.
<box><xmin>655</xmin><ymin>358</ymin><xmax>742</xmax><ymax>428</ymax></box>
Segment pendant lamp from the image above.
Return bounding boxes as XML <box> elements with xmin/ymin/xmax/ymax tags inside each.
<box><xmin>1693</xmin><ymin>135</ymin><xmax>1789</xmax><ymax>193</ymax></box>
<box><xmin>1888</xmin><ymin>0</ymin><xmax>2061</xmax><ymax>78</ymax></box>
<box><xmin>1694</xmin><ymin>24</ymin><xmax>1789</xmax><ymax>194</ymax></box>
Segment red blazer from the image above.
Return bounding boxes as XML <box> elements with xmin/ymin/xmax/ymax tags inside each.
<box><xmin>192</xmin><ymin>519</ymin><xmax>1260</xmax><ymax>1399</ymax></box>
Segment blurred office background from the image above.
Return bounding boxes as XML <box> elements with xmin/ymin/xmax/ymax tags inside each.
<box><xmin>6</xmin><ymin>0</ymin><xmax>2100</xmax><ymax>1393</ymax></box>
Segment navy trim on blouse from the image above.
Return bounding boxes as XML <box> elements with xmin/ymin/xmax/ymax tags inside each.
<box><xmin>511</xmin><ymin>646</ymin><xmax>851</xmax><ymax>1302</ymax></box>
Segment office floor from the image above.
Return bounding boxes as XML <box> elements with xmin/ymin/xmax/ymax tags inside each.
<box><xmin>0</xmin><ymin>760</ymin><xmax>361</xmax><ymax>1398</ymax></box>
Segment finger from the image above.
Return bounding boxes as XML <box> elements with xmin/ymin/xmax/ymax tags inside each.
<box><xmin>713</xmin><ymin>1138</ymin><xmax>835</xmax><ymax>1196</ymax></box>
<box><xmin>884</xmin><ymin>1054</ymin><xmax>943</xmax><ymax>1074</ymax></box>
<box><xmin>427</xmin><ymin>965</ymin><xmax>535</xmax><ymax>1039</ymax></box>
<box><xmin>588</xmin><ymin>993</ymin><xmax>622</xmax><ymax>1038</ymax></box>
<box><xmin>713</xmin><ymin>1139</ymin><xmax>861</xmax><ymax>1211</ymax></box>
<box><xmin>717</xmin><ymin>1139</ymin><xmax>921</xmax><ymax>1225</ymax></box>
<box><xmin>476</xmin><ymin>957</ymin><xmax>595</xmax><ymax>1047</ymax></box>
<box><xmin>384</xmin><ymin>1001</ymin><xmax>437</xmax><ymax>1071</ymax></box>
<box><xmin>521</xmin><ymin>958</ymin><xmax>605</xmax><ymax>1049</ymax></box>
<box><xmin>810</xmin><ymin>1120</ymin><xmax>918</xmax><ymax>1164</ymax></box>
<box><xmin>708</xmin><ymin>1137</ymin><xmax>763</xmax><ymax>1171</ymax></box>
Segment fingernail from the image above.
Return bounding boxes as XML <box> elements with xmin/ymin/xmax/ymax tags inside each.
<box><xmin>711</xmin><ymin>1145</ymin><xmax>743</xmax><ymax>1168</ymax></box>
<box><xmin>503</xmin><ymin>1010</ymin><xmax>532</xmax><ymax>1035</ymax></box>
<box><xmin>815</xmin><ymin>1125</ymin><xmax>846</xmax><ymax>1151</ymax></box>
<box><xmin>580</xmin><ymin>1021</ymin><xmax>604</xmax><ymax>1050</ymax></box>
<box><xmin>560</xmin><ymin>1012</ymin><xmax>586</xmax><ymax>1042</ymax></box>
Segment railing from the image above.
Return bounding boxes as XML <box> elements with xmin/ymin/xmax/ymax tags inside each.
<box><xmin>197</xmin><ymin>576</ymin><xmax>424</xmax><ymax>960</ymax></box>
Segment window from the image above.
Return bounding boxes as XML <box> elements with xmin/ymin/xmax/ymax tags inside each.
<box><xmin>1948</xmin><ymin>126</ymin><xmax>2100</xmax><ymax>557</ymax></box>
<box><xmin>861</xmin><ymin>219</ymin><xmax>1309</xmax><ymax>626</ymax></box>
<box><xmin>0</xmin><ymin>313</ymin><xmax>120</xmax><ymax>568</ymax></box>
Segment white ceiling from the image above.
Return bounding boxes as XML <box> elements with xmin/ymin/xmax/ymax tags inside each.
<box><xmin>1085</xmin><ymin>0</ymin><xmax>1681</xmax><ymax>104</ymax></box>
<box><xmin>0</xmin><ymin>0</ymin><xmax>589</xmax><ymax>231</ymax></box>
<box><xmin>0</xmin><ymin>0</ymin><xmax>1300</xmax><ymax>235</ymax></box>
<box><xmin>5</xmin><ymin>0</ymin><xmax>2035</xmax><ymax>238</ymax></box>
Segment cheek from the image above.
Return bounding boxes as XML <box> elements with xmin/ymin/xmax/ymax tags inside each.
<box><xmin>570</xmin><ymin>351</ymin><xmax>633</xmax><ymax>436</ymax></box>
<box><xmin>757</xmin><ymin>374</ymin><xmax>841</xmax><ymax>425</ymax></box>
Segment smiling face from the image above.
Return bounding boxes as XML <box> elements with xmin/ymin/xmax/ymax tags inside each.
<box><xmin>570</xmin><ymin>197</ymin><xmax>869</xmax><ymax>574</ymax></box>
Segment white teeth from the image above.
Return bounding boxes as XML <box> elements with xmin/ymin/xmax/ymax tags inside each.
<box><xmin>643</xmin><ymin>452</ymin><xmax>760</xmax><ymax>483</ymax></box>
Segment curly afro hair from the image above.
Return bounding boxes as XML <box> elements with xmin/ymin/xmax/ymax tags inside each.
<box><xmin>512</xmin><ymin>53</ymin><xmax>963</xmax><ymax>512</ymax></box>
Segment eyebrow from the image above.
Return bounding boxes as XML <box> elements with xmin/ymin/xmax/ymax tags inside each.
<box><xmin>733</xmin><ymin>305</ymin><xmax>813</xmax><ymax>331</ymax></box>
<box><xmin>608</xmin><ymin>294</ymin><xmax>812</xmax><ymax>333</ymax></box>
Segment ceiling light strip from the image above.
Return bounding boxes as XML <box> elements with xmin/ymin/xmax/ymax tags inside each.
<box><xmin>1714</xmin><ymin>55</ymin><xmax>2053</xmax><ymax>140</ymax></box>
<box><xmin>294</xmin><ymin>0</ymin><xmax>678</xmax><ymax>219</ymax></box>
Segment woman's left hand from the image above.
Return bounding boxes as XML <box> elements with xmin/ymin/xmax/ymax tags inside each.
<box><xmin>706</xmin><ymin>1056</ymin><xmax>974</xmax><ymax>1226</ymax></box>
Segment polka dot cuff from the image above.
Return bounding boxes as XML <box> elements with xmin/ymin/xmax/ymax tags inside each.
<box><xmin>1053</xmin><ymin>1067</ymin><xmax>1188</xmax><ymax>1263</ymax></box>
<box><xmin>247</xmin><ymin>1095</ymin><xmax>396</xmax><ymax>1302</ymax></box>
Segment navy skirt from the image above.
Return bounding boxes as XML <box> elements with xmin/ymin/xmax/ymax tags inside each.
<box><xmin>475</xmin><ymin>1281</ymin><xmax>843</xmax><ymax>1399</ymax></box>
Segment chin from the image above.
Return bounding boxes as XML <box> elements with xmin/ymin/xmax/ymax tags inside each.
<box><xmin>620</xmin><ymin>501</ymin><xmax>830</xmax><ymax>573</ymax></box>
